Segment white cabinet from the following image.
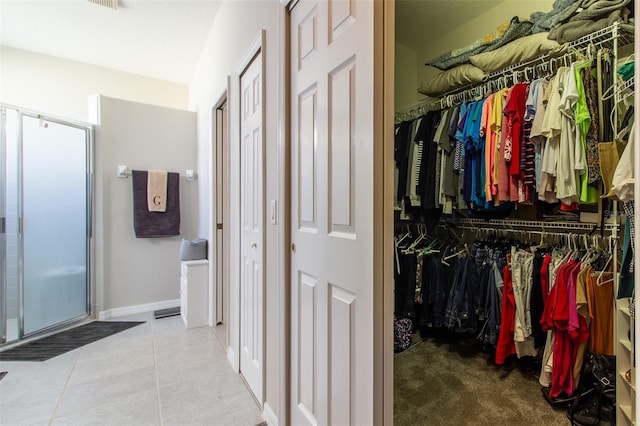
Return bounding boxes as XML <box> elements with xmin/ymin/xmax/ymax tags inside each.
<box><xmin>180</xmin><ymin>260</ymin><xmax>209</xmax><ymax>329</ymax></box>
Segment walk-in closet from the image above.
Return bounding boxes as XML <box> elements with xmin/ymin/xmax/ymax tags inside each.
<box><xmin>393</xmin><ymin>1</ymin><xmax>636</xmax><ymax>424</ymax></box>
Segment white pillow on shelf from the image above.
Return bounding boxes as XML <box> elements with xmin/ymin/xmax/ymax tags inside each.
<box><xmin>417</xmin><ymin>64</ymin><xmax>487</xmax><ymax>97</ymax></box>
<box><xmin>470</xmin><ymin>32</ymin><xmax>562</xmax><ymax>73</ymax></box>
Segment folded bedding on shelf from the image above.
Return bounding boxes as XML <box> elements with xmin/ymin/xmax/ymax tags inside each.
<box><xmin>470</xmin><ymin>32</ymin><xmax>563</xmax><ymax>73</ymax></box>
<box><xmin>548</xmin><ymin>6</ymin><xmax>632</xmax><ymax>44</ymax></box>
<box><xmin>529</xmin><ymin>0</ymin><xmax>582</xmax><ymax>33</ymax></box>
<box><xmin>552</xmin><ymin>0</ymin><xmax>631</xmax><ymax>26</ymax></box>
<box><xmin>417</xmin><ymin>64</ymin><xmax>487</xmax><ymax>97</ymax></box>
<box><xmin>425</xmin><ymin>16</ymin><xmax>534</xmax><ymax>71</ymax></box>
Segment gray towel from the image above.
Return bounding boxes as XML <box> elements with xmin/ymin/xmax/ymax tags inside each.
<box><xmin>132</xmin><ymin>170</ymin><xmax>180</xmax><ymax>238</ymax></box>
<box><xmin>548</xmin><ymin>7</ymin><xmax>631</xmax><ymax>44</ymax></box>
<box><xmin>553</xmin><ymin>0</ymin><xmax>631</xmax><ymax>26</ymax></box>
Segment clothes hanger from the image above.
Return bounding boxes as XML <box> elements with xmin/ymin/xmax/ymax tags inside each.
<box><xmin>596</xmin><ymin>237</ymin><xmax>616</xmax><ymax>283</ymax></box>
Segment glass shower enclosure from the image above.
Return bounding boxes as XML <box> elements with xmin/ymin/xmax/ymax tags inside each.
<box><xmin>1</xmin><ymin>105</ymin><xmax>92</xmax><ymax>343</ymax></box>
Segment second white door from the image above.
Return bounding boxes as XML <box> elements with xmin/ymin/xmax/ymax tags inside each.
<box><xmin>239</xmin><ymin>49</ymin><xmax>264</xmax><ymax>404</ymax></box>
<box><xmin>290</xmin><ymin>0</ymin><xmax>378</xmax><ymax>424</ymax></box>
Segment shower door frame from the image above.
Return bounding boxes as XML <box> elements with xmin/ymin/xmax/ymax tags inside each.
<box><xmin>1</xmin><ymin>104</ymin><xmax>94</xmax><ymax>344</ymax></box>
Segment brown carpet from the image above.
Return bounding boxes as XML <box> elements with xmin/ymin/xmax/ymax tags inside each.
<box><xmin>394</xmin><ymin>331</ymin><xmax>570</xmax><ymax>426</ymax></box>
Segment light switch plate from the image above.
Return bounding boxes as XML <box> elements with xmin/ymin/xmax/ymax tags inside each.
<box><xmin>270</xmin><ymin>200</ymin><xmax>277</xmax><ymax>225</ymax></box>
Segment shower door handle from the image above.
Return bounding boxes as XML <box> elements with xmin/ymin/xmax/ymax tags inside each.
<box><xmin>0</xmin><ymin>217</ymin><xmax>4</xmax><ymax>234</ymax></box>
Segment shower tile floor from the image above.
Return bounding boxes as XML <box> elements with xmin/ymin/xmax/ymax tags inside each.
<box><xmin>0</xmin><ymin>312</ymin><xmax>262</xmax><ymax>425</ymax></box>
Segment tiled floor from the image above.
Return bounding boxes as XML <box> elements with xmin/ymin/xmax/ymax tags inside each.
<box><xmin>0</xmin><ymin>312</ymin><xmax>263</xmax><ymax>426</ymax></box>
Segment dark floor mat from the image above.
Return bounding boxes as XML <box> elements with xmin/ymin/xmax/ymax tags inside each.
<box><xmin>0</xmin><ymin>321</ymin><xmax>144</xmax><ymax>362</ymax></box>
<box><xmin>0</xmin><ymin>371</ymin><xmax>7</xmax><ymax>381</ymax></box>
<box><xmin>153</xmin><ymin>307</ymin><xmax>180</xmax><ymax>319</ymax></box>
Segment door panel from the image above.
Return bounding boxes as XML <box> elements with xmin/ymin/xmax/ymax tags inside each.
<box><xmin>290</xmin><ymin>0</ymin><xmax>375</xmax><ymax>424</ymax></box>
<box><xmin>1</xmin><ymin>107</ymin><xmax>90</xmax><ymax>343</ymax></box>
<box><xmin>240</xmin><ymin>51</ymin><xmax>264</xmax><ymax>404</ymax></box>
<box><xmin>21</xmin><ymin>115</ymin><xmax>89</xmax><ymax>335</ymax></box>
<box><xmin>328</xmin><ymin>58</ymin><xmax>356</xmax><ymax>236</ymax></box>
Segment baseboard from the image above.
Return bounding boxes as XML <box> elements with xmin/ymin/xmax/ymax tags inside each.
<box><xmin>227</xmin><ymin>346</ymin><xmax>239</xmax><ymax>372</ymax></box>
<box><xmin>262</xmin><ymin>402</ymin><xmax>278</xmax><ymax>426</ymax></box>
<box><xmin>98</xmin><ymin>299</ymin><xmax>180</xmax><ymax>320</ymax></box>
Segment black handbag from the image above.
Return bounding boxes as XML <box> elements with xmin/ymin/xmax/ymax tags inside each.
<box><xmin>567</xmin><ymin>353</ymin><xmax>616</xmax><ymax>426</ymax></box>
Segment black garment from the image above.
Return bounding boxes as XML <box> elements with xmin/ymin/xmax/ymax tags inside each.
<box><xmin>395</xmin><ymin>251</ymin><xmax>417</xmax><ymax>319</ymax></box>
<box><xmin>415</xmin><ymin>111</ymin><xmax>440</xmax><ymax>205</ymax></box>
<box><xmin>422</xmin><ymin>113</ymin><xmax>441</xmax><ymax>210</ymax></box>
<box><xmin>395</xmin><ymin>121</ymin><xmax>412</xmax><ymax>203</ymax></box>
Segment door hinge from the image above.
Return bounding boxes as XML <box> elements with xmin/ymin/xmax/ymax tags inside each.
<box><xmin>216</xmin><ymin>223</ymin><xmax>223</xmax><ymax>230</ymax></box>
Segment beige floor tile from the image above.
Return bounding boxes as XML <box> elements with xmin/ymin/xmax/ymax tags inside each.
<box><xmin>0</xmin><ymin>311</ymin><xmax>262</xmax><ymax>425</ymax></box>
<box><xmin>51</xmin><ymin>389</ymin><xmax>160</xmax><ymax>426</ymax></box>
<box><xmin>56</xmin><ymin>366</ymin><xmax>156</xmax><ymax>416</ymax></box>
<box><xmin>69</xmin><ymin>346</ymin><xmax>155</xmax><ymax>386</ymax></box>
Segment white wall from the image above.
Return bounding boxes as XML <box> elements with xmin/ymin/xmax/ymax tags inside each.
<box><xmin>394</xmin><ymin>42</ymin><xmax>425</xmax><ymax>111</ymax></box>
<box><xmin>93</xmin><ymin>96</ymin><xmax>198</xmax><ymax>315</ymax></box>
<box><xmin>0</xmin><ymin>46</ymin><xmax>189</xmax><ymax>122</ymax></box>
<box><xmin>189</xmin><ymin>1</ymin><xmax>286</xmax><ymax>424</ymax></box>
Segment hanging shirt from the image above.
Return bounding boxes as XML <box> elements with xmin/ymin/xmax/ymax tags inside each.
<box><xmin>540</xmin><ymin>70</ymin><xmax>567</xmax><ymax>202</ymax></box>
<box><xmin>497</xmin><ymin>88</ymin><xmax>513</xmax><ymax>202</ymax></box>
<box><xmin>495</xmin><ymin>262</ymin><xmax>517</xmax><ymax>365</ymax></box>
<box><xmin>556</xmin><ymin>65</ymin><xmax>581</xmax><ymax>204</ymax></box>
<box><xmin>462</xmin><ymin>101</ymin><xmax>478</xmax><ymax>203</ymax></box>
<box><xmin>481</xmin><ymin>93</ymin><xmax>495</xmax><ymax>201</ymax></box>
<box><xmin>582</xmin><ymin>63</ymin><xmax>602</xmax><ymax>184</ymax></box>
<box><xmin>417</xmin><ymin>111</ymin><xmax>441</xmax><ymax>209</ymax></box>
<box><xmin>612</xmin><ymin>121</ymin><xmax>635</xmax><ymax>201</ymax></box>
<box><xmin>586</xmin><ymin>268</ymin><xmax>615</xmax><ymax>355</ymax></box>
<box><xmin>504</xmin><ymin>83</ymin><xmax>528</xmax><ymax>178</ymax></box>
<box><xmin>466</xmin><ymin>99</ymin><xmax>486</xmax><ymax>206</ymax></box>
<box><xmin>523</xmin><ymin>80</ymin><xmax>540</xmax><ymax>194</ymax></box>
<box><xmin>490</xmin><ymin>89</ymin><xmax>507</xmax><ymax>199</ymax></box>
<box><xmin>573</xmin><ymin>61</ymin><xmax>598</xmax><ymax>204</ymax></box>
<box><xmin>436</xmin><ymin>108</ymin><xmax>457</xmax><ymax>202</ymax></box>
<box><xmin>395</xmin><ymin>120</ymin><xmax>412</xmax><ymax>204</ymax></box>
<box><xmin>406</xmin><ymin>117</ymin><xmax>422</xmax><ymax>206</ymax></box>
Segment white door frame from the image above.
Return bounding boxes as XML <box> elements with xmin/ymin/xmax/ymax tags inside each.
<box><xmin>380</xmin><ymin>0</ymin><xmax>395</xmax><ymax>424</ymax></box>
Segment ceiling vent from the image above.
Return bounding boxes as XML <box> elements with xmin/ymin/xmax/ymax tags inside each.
<box><xmin>88</xmin><ymin>0</ymin><xmax>118</xmax><ymax>10</ymax></box>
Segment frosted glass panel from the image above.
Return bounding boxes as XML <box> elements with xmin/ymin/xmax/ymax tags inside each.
<box><xmin>22</xmin><ymin>116</ymin><xmax>88</xmax><ymax>335</ymax></box>
<box><xmin>3</xmin><ymin>108</ymin><xmax>20</xmax><ymax>342</ymax></box>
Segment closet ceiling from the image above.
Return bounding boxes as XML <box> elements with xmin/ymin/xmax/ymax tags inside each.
<box><xmin>0</xmin><ymin>0</ymin><xmax>221</xmax><ymax>84</ymax></box>
<box><xmin>396</xmin><ymin>0</ymin><xmax>503</xmax><ymax>51</ymax></box>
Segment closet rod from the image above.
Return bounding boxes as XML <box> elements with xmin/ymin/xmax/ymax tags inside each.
<box><xmin>455</xmin><ymin>225</ymin><xmax>617</xmax><ymax>249</ymax></box>
<box><xmin>394</xmin><ymin>98</ymin><xmax>437</xmax><ymax>123</ymax></box>
<box><xmin>455</xmin><ymin>218</ymin><xmax>619</xmax><ymax>232</ymax></box>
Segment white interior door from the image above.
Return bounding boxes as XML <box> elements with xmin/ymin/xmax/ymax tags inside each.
<box><xmin>290</xmin><ymin>0</ymin><xmax>376</xmax><ymax>424</ymax></box>
<box><xmin>239</xmin><ymin>51</ymin><xmax>264</xmax><ymax>404</ymax></box>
